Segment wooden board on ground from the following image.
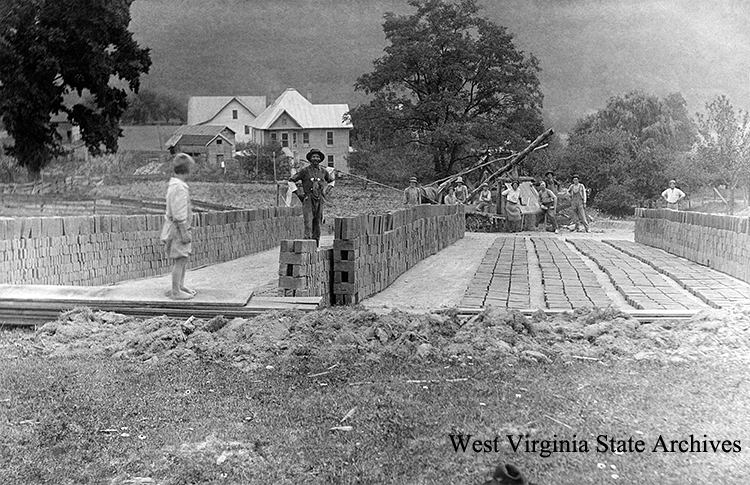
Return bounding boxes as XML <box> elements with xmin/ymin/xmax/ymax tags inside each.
<box><xmin>0</xmin><ymin>294</ymin><xmax>323</xmax><ymax>327</ymax></box>
<box><xmin>0</xmin><ymin>283</ymin><xmax>253</xmax><ymax>308</ymax></box>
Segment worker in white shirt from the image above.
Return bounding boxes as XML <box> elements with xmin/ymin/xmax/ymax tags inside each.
<box><xmin>661</xmin><ymin>180</ymin><xmax>685</xmax><ymax>210</ymax></box>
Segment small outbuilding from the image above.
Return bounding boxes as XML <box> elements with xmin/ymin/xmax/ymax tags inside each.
<box><xmin>165</xmin><ymin>125</ymin><xmax>236</xmax><ymax>167</ymax></box>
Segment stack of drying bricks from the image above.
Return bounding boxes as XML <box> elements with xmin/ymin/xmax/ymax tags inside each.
<box><xmin>332</xmin><ymin>205</ymin><xmax>465</xmax><ymax>305</ymax></box>
<box><xmin>0</xmin><ymin>207</ymin><xmax>303</xmax><ymax>287</ymax></box>
<box><xmin>635</xmin><ymin>208</ymin><xmax>750</xmax><ymax>284</ymax></box>
<box><xmin>278</xmin><ymin>240</ymin><xmax>334</xmax><ymax>302</ymax></box>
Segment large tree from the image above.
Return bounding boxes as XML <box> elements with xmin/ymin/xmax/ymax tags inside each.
<box><xmin>350</xmin><ymin>0</ymin><xmax>544</xmax><ymax>177</ymax></box>
<box><xmin>689</xmin><ymin>95</ymin><xmax>750</xmax><ymax>213</ymax></box>
<box><xmin>558</xmin><ymin>91</ymin><xmax>696</xmax><ymax>207</ymax></box>
<box><xmin>0</xmin><ymin>0</ymin><xmax>151</xmax><ymax>179</ymax></box>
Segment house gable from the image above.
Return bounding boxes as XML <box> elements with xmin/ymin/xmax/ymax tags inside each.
<box><xmin>267</xmin><ymin>110</ymin><xmax>303</xmax><ymax>130</ymax></box>
<box><xmin>188</xmin><ymin>96</ymin><xmax>267</xmax><ymax>125</ymax></box>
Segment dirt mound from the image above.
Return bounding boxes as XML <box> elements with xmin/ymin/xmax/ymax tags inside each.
<box><xmin>20</xmin><ymin>305</ymin><xmax>750</xmax><ymax>368</ymax></box>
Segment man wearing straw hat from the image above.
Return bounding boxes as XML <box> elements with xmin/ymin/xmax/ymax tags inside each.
<box><xmin>661</xmin><ymin>179</ymin><xmax>685</xmax><ymax>210</ymax></box>
<box><xmin>404</xmin><ymin>176</ymin><xmax>421</xmax><ymax>205</ymax></box>
<box><xmin>289</xmin><ymin>148</ymin><xmax>334</xmax><ymax>245</ymax></box>
<box><xmin>454</xmin><ymin>176</ymin><xmax>469</xmax><ymax>204</ymax></box>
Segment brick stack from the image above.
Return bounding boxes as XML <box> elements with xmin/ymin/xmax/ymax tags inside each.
<box><xmin>332</xmin><ymin>204</ymin><xmax>465</xmax><ymax>305</ymax></box>
<box><xmin>277</xmin><ymin>240</ymin><xmax>334</xmax><ymax>303</ymax></box>
<box><xmin>634</xmin><ymin>208</ymin><xmax>750</xmax><ymax>284</ymax></box>
<box><xmin>0</xmin><ymin>206</ymin><xmax>303</xmax><ymax>286</ymax></box>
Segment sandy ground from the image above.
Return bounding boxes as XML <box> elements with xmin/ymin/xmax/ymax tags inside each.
<box><xmin>112</xmin><ymin>245</ymin><xmax>282</xmax><ymax>303</ymax></box>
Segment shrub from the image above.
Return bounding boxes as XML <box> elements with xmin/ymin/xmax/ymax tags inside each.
<box><xmin>593</xmin><ymin>185</ymin><xmax>636</xmax><ymax>217</ymax></box>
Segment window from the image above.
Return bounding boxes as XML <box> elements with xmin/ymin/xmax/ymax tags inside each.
<box><xmin>292</xmin><ymin>133</ymin><xmax>297</xmax><ymax>145</ymax></box>
<box><xmin>216</xmin><ymin>139</ymin><xmax>222</xmax><ymax>145</ymax></box>
<box><xmin>281</xmin><ymin>117</ymin><xmax>287</xmax><ymax>126</ymax></box>
<box><xmin>326</xmin><ymin>131</ymin><xmax>334</xmax><ymax>146</ymax></box>
<box><xmin>303</xmin><ymin>132</ymin><xmax>310</xmax><ymax>146</ymax></box>
<box><xmin>270</xmin><ymin>133</ymin><xmax>277</xmax><ymax>143</ymax></box>
<box><xmin>232</xmin><ymin>109</ymin><xmax>238</xmax><ymax>119</ymax></box>
<box><xmin>245</xmin><ymin>125</ymin><xmax>250</xmax><ymax>135</ymax></box>
<box><xmin>327</xmin><ymin>155</ymin><xmax>335</xmax><ymax>168</ymax></box>
<box><xmin>281</xmin><ymin>133</ymin><xmax>289</xmax><ymax>147</ymax></box>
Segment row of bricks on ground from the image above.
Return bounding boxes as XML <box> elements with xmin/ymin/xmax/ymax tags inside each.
<box><xmin>615</xmin><ymin>242</ymin><xmax>750</xmax><ymax>291</ymax></box>
<box><xmin>605</xmin><ymin>241</ymin><xmax>750</xmax><ymax>292</ymax></box>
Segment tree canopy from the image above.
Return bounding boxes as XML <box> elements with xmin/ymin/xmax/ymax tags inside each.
<box><xmin>685</xmin><ymin>95</ymin><xmax>750</xmax><ymax>212</ymax></box>
<box><xmin>0</xmin><ymin>0</ymin><xmax>151</xmax><ymax>178</ymax></box>
<box><xmin>349</xmin><ymin>0</ymin><xmax>544</xmax><ymax>177</ymax></box>
<box><xmin>556</xmin><ymin>90</ymin><xmax>696</xmax><ymax>208</ymax></box>
<box><xmin>121</xmin><ymin>89</ymin><xmax>186</xmax><ymax>125</ymax></box>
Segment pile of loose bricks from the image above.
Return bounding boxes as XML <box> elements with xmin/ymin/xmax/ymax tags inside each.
<box><xmin>0</xmin><ymin>207</ymin><xmax>302</xmax><ymax>286</ymax></box>
<box><xmin>278</xmin><ymin>205</ymin><xmax>466</xmax><ymax>305</ymax></box>
<box><xmin>634</xmin><ymin>208</ymin><xmax>750</xmax><ymax>284</ymax></box>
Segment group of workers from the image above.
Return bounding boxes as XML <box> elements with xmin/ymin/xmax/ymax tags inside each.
<box><xmin>405</xmin><ymin>171</ymin><xmax>687</xmax><ymax>234</ymax></box>
<box><xmin>404</xmin><ymin>170</ymin><xmax>592</xmax><ymax>233</ymax></box>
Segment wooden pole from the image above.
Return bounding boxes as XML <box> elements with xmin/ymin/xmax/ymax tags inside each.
<box><xmin>273</xmin><ymin>151</ymin><xmax>278</xmax><ymax>206</ymax></box>
<box><xmin>466</xmin><ymin>128</ymin><xmax>554</xmax><ymax>202</ymax></box>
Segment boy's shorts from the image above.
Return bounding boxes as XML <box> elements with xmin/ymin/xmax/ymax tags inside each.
<box><xmin>164</xmin><ymin>227</ymin><xmax>192</xmax><ymax>259</ymax></box>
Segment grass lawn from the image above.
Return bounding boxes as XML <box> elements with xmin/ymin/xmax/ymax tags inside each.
<box><xmin>1</xmin><ymin>346</ymin><xmax>747</xmax><ymax>485</ymax></box>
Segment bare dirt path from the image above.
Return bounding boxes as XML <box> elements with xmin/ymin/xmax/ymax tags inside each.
<box><xmin>362</xmin><ymin>232</ymin><xmax>499</xmax><ymax>312</ymax></box>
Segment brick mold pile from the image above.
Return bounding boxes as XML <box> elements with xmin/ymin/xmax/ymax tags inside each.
<box><xmin>634</xmin><ymin>208</ymin><xmax>750</xmax><ymax>284</ymax></box>
<box><xmin>277</xmin><ymin>240</ymin><xmax>334</xmax><ymax>302</ymax></box>
<box><xmin>0</xmin><ymin>207</ymin><xmax>302</xmax><ymax>286</ymax></box>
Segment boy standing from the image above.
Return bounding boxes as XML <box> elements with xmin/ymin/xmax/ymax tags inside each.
<box><xmin>161</xmin><ymin>153</ymin><xmax>196</xmax><ymax>300</ymax></box>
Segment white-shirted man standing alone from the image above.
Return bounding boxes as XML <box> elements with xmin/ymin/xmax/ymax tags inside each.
<box><xmin>661</xmin><ymin>180</ymin><xmax>685</xmax><ymax>210</ymax></box>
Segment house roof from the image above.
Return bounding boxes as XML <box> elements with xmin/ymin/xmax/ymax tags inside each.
<box><xmin>165</xmin><ymin>125</ymin><xmax>235</xmax><ymax>148</ymax></box>
<box><xmin>252</xmin><ymin>88</ymin><xmax>352</xmax><ymax>130</ymax></box>
<box><xmin>188</xmin><ymin>96</ymin><xmax>267</xmax><ymax>125</ymax></box>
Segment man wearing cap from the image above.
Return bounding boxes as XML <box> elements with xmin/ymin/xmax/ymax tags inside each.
<box><xmin>476</xmin><ymin>183</ymin><xmax>493</xmax><ymax>212</ymax></box>
<box><xmin>544</xmin><ymin>170</ymin><xmax>560</xmax><ymax>194</ymax></box>
<box><xmin>454</xmin><ymin>176</ymin><xmax>469</xmax><ymax>204</ymax></box>
<box><xmin>661</xmin><ymin>180</ymin><xmax>685</xmax><ymax>210</ymax></box>
<box><xmin>289</xmin><ymin>148</ymin><xmax>334</xmax><ymax>245</ymax></box>
<box><xmin>404</xmin><ymin>177</ymin><xmax>421</xmax><ymax>205</ymax></box>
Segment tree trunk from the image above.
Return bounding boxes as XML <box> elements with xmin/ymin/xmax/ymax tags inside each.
<box><xmin>27</xmin><ymin>165</ymin><xmax>42</xmax><ymax>182</ymax></box>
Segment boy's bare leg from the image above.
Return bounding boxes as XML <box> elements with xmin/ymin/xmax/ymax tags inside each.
<box><xmin>176</xmin><ymin>259</ymin><xmax>196</xmax><ymax>295</ymax></box>
<box><xmin>170</xmin><ymin>258</ymin><xmax>193</xmax><ymax>299</ymax></box>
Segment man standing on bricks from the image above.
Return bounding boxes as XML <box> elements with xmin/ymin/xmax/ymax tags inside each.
<box><xmin>290</xmin><ymin>148</ymin><xmax>335</xmax><ymax>246</ymax></box>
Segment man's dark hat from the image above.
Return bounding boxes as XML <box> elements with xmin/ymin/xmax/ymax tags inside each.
<box><xmin>572</xmin><ymin>173</ymin><xmax>580</xmax><ymax>179</ymax></box>
<box><xmin>306</xmin><ymin>149</ymin><xmax>325</xmax><ymax>162</ymax></box>
<box><xmin>545</xmin><ymin>170</ymin><xmax>554</xmax><ymax>176</ymax></box>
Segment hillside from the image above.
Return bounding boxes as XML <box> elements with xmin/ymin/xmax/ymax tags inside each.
<box><xmin>129</xmin><ymin>0</ymin><xmax>750</xmax><ymax>132</ymax></box>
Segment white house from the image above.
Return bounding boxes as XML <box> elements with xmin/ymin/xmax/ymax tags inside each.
<box><xmin>251</xmin><ymin>88</ymin><xmax>353</xmax><ymax>171</ymax></box>
<box><xmin>187</xmin><ymin>96</ymin><xmax>266</xmax><ymax>143</ymax></box>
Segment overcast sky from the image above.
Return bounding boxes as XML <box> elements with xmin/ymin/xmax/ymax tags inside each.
<box><xmin>129</xmin><ymin>0</ymin><xmax>750</xmax><ymax>131</ymax></box>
